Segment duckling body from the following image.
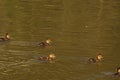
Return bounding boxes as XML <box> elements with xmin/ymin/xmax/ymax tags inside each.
<box><xmin>38</xmin><ymin>39</ymin><xmax>51</xmax><ymax>47</ymax></box>
<box><xmin>88</xmin><ymin>54</ymin><xmax>103</xmax><ymax>63</ymax></box>
<box><xmin>38</xmin><ymin>54</ymin><xmax>56</xmax><ymax>62</ymax></box>
<box><xmin>0</xmin><ymin>33</ymin><xmax>10</xmax><ymax>41</ymax></box>
<box><xmin>38</xmin><ymin>42</ymin><xmax>49</xmax><ymax>47</ymax></box>
<box><xmin>114</xmin><ymin>72</ymin><xmax>120</xmax><ymax>77</ymax></box>
<box><xmin>88</xmin><ymin>58</ymin><xmax>96</xmax><ymax>63</ymax></box>
<box><xmin>113</xmin><ymin>67</ymin><xmax>120</xmax><ymax>77</ymax></box>
<box><xmin>39</xmin><ymin>56</ymin><xmax>49</xmax><ymax>61</ymax></box>
<box><xmin>0</xmin><ymin>38</ymin><xmax>6</xmax><ymax>41</ymax></box>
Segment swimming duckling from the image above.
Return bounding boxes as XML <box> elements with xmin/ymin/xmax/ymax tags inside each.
<box><xmin>0</xmin><ymin>33</ymin><xmax>10</xmax><ymax>41</ymax></box>
<box><xmin>113</xmin><ymin>67</ymin><xmax>120</xmax><ymax>77</ymax></box>
<box><xmin>38</xmin><ymin>53</ymin><xmax>56</xmax><ymax>61</ymax></box>
<box><xmin>88</xmin><ymin>54</ymin><xmax>103</xmax><ymax>63</ymax></box>
<box><xmin>38</xmin><ymin>39</ymin><xmax>52</xmax><ymax>47</ymax></box>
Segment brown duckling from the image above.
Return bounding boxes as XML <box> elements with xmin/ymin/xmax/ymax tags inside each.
<box><xmin>38</xmin><ymin>53</ymin><xmax>56</xmax><ymax>61</ymax></box>
<box><xmin>38</xmin><ymin>39</ymin><xmax>52</xmax><ymax>47</ymax></box>
<box><xmin>0</xmin><ymin>33</ymin><xmax>10</xmax><ymax>41</ymax></box>
<box><xmin>113</xmin><ymin>67</ymin><xmax>120</xmax><ymax>77</ymax></box>
<box><xmin>88</xmin><ymin>54</ymin><xmax>103</xmax><ymax>63</ymax></box>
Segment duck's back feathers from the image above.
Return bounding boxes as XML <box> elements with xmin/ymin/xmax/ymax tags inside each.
<box><xmin>88</xmin><ymin>58</ymin><xmax>96</xmax><ymax>63</ymax></box>
<box><xmin>39</xmin><ymin>42</ymin><xmax>46</xmax><ymax>46</ymax></box>
<box><xmin>38</xmin><ymin>56</ymin><xmax>49</xmax><ymax>61</ymax></box>
<box><xmin>0</xmin><ymin>38</ymin><xmax>5</xmax><ymax>41</ymax></box>
<box><xmin>113</xmin><ymin>72</ymin><xmax>120</xmax><ymax>77</ymax></box>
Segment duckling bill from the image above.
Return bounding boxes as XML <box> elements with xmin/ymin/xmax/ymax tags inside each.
<box><xmin>88</xmin><ymin>54</ymin><xmax>103</xmax><ymax>63</ymax></box>
<box><xmin>0</xmin><ymin>33</ymin><xmax>10</xmax><ymax>41</ymax></box>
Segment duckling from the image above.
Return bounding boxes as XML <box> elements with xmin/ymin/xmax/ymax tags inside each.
<box><xmin>113</xmin><ymin>67</ymin><xmax>120</xmax><ymax>77</ymax></box>
<box><xmin>38</xmin><ymin>53</ymin><xmax>56</xmax><ymax>61</ymax></box>
<box><xmin>38</xmin><ymin>39</ymin><xmax>52</xmax><ymax>47</ymax></box>
<box><xmin>88</xmin><ymin>54</ymin><xmax>103</xmax><ymax>63</ymax></box>
<box><xmin>0</xmin><ymin>33</ymin><xmax>10</xmax><ymax>41</ymax></box>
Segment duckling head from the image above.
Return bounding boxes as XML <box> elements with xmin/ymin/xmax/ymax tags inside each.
<box><xmin>97</xmin><ymin>54</ymin><xmax>103</xmax><ymax>61</ymax></box>
<box><xmin>49</xmin><ymin>53</ymin><xmax>56</xmax><ymax>61</ymax></box>
<box><xmin>49</xmin><ymin>53</ymin><xmax>56</xmax><ymax>58</ymax></box>
<box><xmin>117</xmin><ymin>67</ymin><xmax>120</xmax><ymax>73</ymax></box>
<box><xmin>5</xmin><ymin>33</ymin><xmax>10</xmax><ymax>40</ymax></box>
<box><xmin>46</xmin><ymin>39</ymin><xmax>51</xmax><ymax>44</ymax></box>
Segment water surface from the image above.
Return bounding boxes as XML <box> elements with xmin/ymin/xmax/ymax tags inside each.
<box><xmin>0</xmin><ymin>0</ymin><xmax>120</xmax><ymax>80</ymax></box>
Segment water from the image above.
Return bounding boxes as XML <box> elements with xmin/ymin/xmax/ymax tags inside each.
<box><xmin>0</xmin><ymin>0</ymin><xmax>120</xmax><ymax>80</ymax></box>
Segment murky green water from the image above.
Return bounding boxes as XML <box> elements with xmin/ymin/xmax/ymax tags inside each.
<box><xmin>0</xmin><ymin>0</ymin><xmax>120</xmax><ymax>80</ymax></box>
